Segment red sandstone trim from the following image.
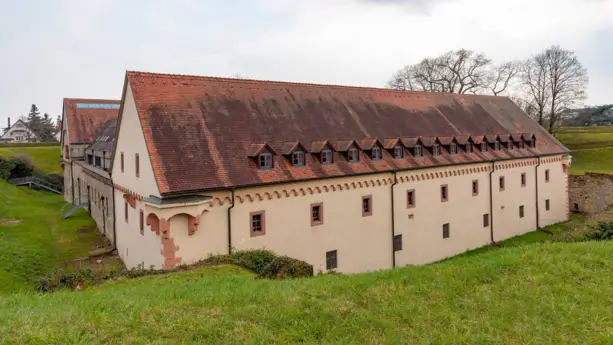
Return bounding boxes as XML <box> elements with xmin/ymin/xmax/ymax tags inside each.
<box><xmin>160</xmin><ymin>218</ymin><xmax>181</xmax><ymax>270</ymax></box>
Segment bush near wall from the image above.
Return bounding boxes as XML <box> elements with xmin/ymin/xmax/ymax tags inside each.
<box><xmin>37</xmin><ymin>250</ymin><xmax>314</xmax><ymax>292</ymax></box>
<box><xmin>0</xmin><ymin>154</ymin><xmax>34</xmax><ymax>180</ymax></box>
<box><xmin>0</xmin><ymin>142</ymin><xmax>60</xmax><ymax>148</ymax></box>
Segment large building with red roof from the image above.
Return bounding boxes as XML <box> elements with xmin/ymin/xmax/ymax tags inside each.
<box><xmin>60</xmin><ymin>98</ymin><xmax>120</xmax><ymax>245</ymax></box>
<box><xmin>110</xmin><ymin>71</ymin><xmax>571</xmax><ymax>273</ymax></box>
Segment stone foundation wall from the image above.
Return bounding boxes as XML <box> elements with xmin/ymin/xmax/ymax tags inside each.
<box><xmin>569</xmin><ymin>173</ymin><xmax>613</xmax><ymax>214</ymax></box>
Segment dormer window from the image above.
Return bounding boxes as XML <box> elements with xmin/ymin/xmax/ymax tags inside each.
<box><xmin>348</xmin><ymin>146</ymin><xmax>359</xmax><ymax>163</ymax></box>
<box><xmin>393</xmin><ymin>144</ymin><xmax>404</xmax><ymax>159</ymax></box>
<box><xmin>371</xmin><ymin>145</ymin><xmax>382</xmax><ymax>161</ymax></box>
<box><xmin>508</xmin><ymin>141</ymin><xmax>514</xmax><ymax>150</ymax></box>
<box><xmin>466</xmin><ymin>142</ymin><xmax>473</xmax><ymax>153</ymax></box>
<box><xmin>259</xmin><ymin>149</ymin><xmax>273</xmax><ymax>169</ymax></box>
<box><xmin>321</xmin><ymin>147</ymin><xmax>333</xmax><ymax>165</ymax></box>
<box><xmin>494</xmin><ymin>141</ymin><xmax>501</xmax><ymax>151</ymax></box>
<box><xmin>433</xmin><ymin>144</ymin><xmax>441</xmax><ymax>156</ymax></box>
<box><xmin>414</xmin><ymin>145</ymin><xmax>422</xmax><ymax>157</ymax></box>
<box><xmin>292</xmin><ymin>149</ymin><xmax>305</xmax><ymax>167</ymax></box>
<box><xmin>531</xmin><ymin>138</ymin><xmax>536</xmax><ymax>148</ymax></box>
<box><xmin>481</xmin><ymin>142</ymin><xmax>488</xmax><ymax>152</ymax></box>
<box><xmin>450</xmin><ymin>143</ymin><xmax>457</xmax><ymax>155</ymax></box>
<box><xmin>519</xmin><ymin>141</ymin><xmax>525</xmax><ymax>149</ymax></box>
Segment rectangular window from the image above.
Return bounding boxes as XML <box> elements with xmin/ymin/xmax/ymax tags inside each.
<box><xmin>135</xmin><ymin>153</ymin><xmax>140</xmax><ymax>177</ymax></box>
<box><xmin>120</xmin><ymin>152</ymin><xmax>124</xmax><ymax>173</ymax></box>
<box><xmin>466</xmin><ymin>142</ymin><xmax>473</xmax><ymax>153</ymax></box>
<box><xmin>433</xmin><ymin>144</ymin><xmax>441</xmax><ymax>156</ymax></box>
<box><xmin>443</xmin><ymin>223</ymin><xmax>450</xmax><ymax>239</ymax></box>
<box><xmin>546</xmin><ymin>199</ymin><xmax>550</xmax><ymax>211</ymax></box>
<box><xmin>508</xmin><ymin>141</ymin><xmax>514</xmax><ymax>150</ymax></box>
<box><xmin>259</xmin><ymin>152</ymin><xmax>273</xmax><ymax>169</ymax></box>
<box><xmin>441</xmin><ymin>184</ymin><xmax>448</xmax><ymax>202</ymax></box>
<box><xmin>321</xmin><ymin>149</ymin><xmax>333</xmax><ymax>165</ymax></box>
<box><xmin>450</xmin><ymin>143</ymin><xmax>457</xmax><ymax>155</ymax></box>
<box><xmin>94</xmin><ymin>156</ymin><xmax>102</xmax><ymax>167</ymax></box>
<box><xmin>394</xmin><ymin>145</ymin><xmax>404</xmax><ymax>159</ymax></box>
<box><xmin>519</xmin><ymin>205</ymin><xmax>525</xmax><ymax>218</ymax></box>
<box><xmin>414</xmin><ymin>145</ymin><xmax>422</xmax><ymax>157</ymax></box>
<box><xmin>494</xmin><ymin>141</ymin><xmax>501</xmax><ymax>151</ymax></box>
<box><xmin>326</xmin><ymin>250</ymin><xmax>338</xmax><ymax>270</ymax></box>
<box><xmin>348</xmin><ymin>147</ymin><xmax>359</xmax><ymax>163</ymax></box>
<box><xmin>292</xmin><ymin>150</ymin><xmax>305</xmax><ymax>167</ymax></box>
<box><xmin>483</xmin><ymin>214</ymin><xmax>489</xmax><ymax>228</ymax></box>
<box><xmin>472</xmin><ymin>180</ymin><xmax>479</xmax><ymax>196</ymax></box>
<box><xmin>481</xmin><ymin>142</ymin><xmax>488</xmax><ymax>152</ymax></box>
<box><xmin>545</xmin><ymin>169</ymin><xmax>550</xmax><ymax>182</ymax></box>
<box><xmin>250</xmin><ymin>211</ymin><xmax>266</xmax><ymax>237</ymax></box>
<box><xmin>311</xmin><ymin>202</ymin><xmax>323</xmax><ymax>226</ymax></box>
<box><xmin>371</xmin><ymin>146</ymin><xmax>382</xmax><ymax>161</ymax></box>
<box><xmin>521</xmin><ymin>173</ymin><xmax>526</xmax><ymax>187</ymax></box>
<box><xmin>499</xmin><ymin>176</ymin><xmax>505</xmax><ymax>191</ymax></box>
<box><xmin>124</xmin><ymin>201</ymin><xmax>128</xmax><ymax>223</ymax></box>
<box><xmin>139</xmin><ymin>210</ymin><xmax>144</xmax><ymax>235</ymax></box>
<box><xmin>406</xmin><ymin>189</ymin><xmax>415</xmax><ymax>208</ymax></box>
<box><xmin>393</xmin><ymin>234</ymin><xmax>403</xmax><ymax>252</ymax></box>
<box><xmin>362</xmin><ymin>195</ymin><xmax>372</xmax><ymax>217</ymax></box>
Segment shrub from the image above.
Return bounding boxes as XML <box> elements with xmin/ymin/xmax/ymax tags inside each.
<box><xmin>257</xmin><ymin>256</ymin><xmax>313</xmax><ymax>279</ymax></box>
<box><xmin>9</xmin><ymin>154</ymin><xmax>34</xmax><ymax>178</ymax></box>
<box><xmin>202</xmin><ymin>249</ymin><xmax>278</xmax><ymax>274</ymax></box>
<box><xmin>586</xmin><ymin>222</ymin><xmax>613</xmax><ymax>241</ymax></box>
<box><xmin>0</xmin><ymin>156</ymin><xmax>17</xmax><ymax>180</ymax></box>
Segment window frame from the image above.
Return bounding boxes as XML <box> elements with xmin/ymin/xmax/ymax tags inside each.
<box><xmin>393</xmin><ymin>144</ymin><xmax>404</xmax><ymax>159</ymax></box>
<box><xmin>481</xmin><ymin>142</ymin><xmax>488</xmax><ymax>152</ymax></box>
<box><xmin>450</xmin><ymin>142</ymin><xmax>457</xmax><ymax>155</ymax></box>
<box><xmin>348</xmin><ymin>146</ymin><xmax>360</xmax><ymax>163</ymax></box>
<box><xmin>135</xmin><ymin>153</ymin><xmax>140</xmax><ymax>177</ymax></box>
<box><xmin>292</xmin><ymin>149</ymin><xmax>305</xmax><ymax>167</ymax></box>
<box><xmin>441</xmin><ymin>184</ymin><xmax>448</xmax><ymax>202</ymax></box>
<box><xmin>466</xmin><ymin>142</ymin><xmax>473</xmax><ymax>153</ymax></box>
<box><xmin>259</xmin><ymin>150</ymin><xmax>273</xmax><ymax>170</ymax></box>
<box><xmin>472</xmin><ymin>179</ymin><xmax>479</xmax><ymax>196</ymax></box>
<box><xmin>139</xmin><ymin>209</ymin><xmax>144</xmax><ymax>235</ymax></box>
<box><xmin>494</xmin><ymin>141</ymin><xmax>501</xmax><ymax>151</ymax></box>
<box><xmin>433</xmin><ymin>143</ymin><xmax>441</xmax><ymax>156</ymax></box>
<box><xmin>362</xmin><ymin>195</ymin><xmax>372</xmax><ymax>217</ymax></box>
<box><xmin>326</xmin><ymin>250</ymin><xmax>338</xmax><ymax>270</ymax></box>
<box><xmin>120</xmin><ymin>152</ymin><xmax>124</xmax><ymax>173</ymax></box>
<box><xmin>250</xmin><ymin>211</ymin><xmax>266</xmax><ymax>237</ymax></box>
<box><xmin>519</xmin><ymin>205</ymin><xmax>525</xmax><ymax>218</ymax></box>
<box><xmin>483</xmin><ymin>214</ymin><xmax>490</xmax><ymax>227</ymax></box>
<box><xmin>521</xmin><ymin>173</ymin><xmax>526</xmax><ymax>187</ymax></box>
<box><xmin>311</xmin><ymin>202</ymin><xmax>324</xmax><ymax>226</ymax></box>
<box><xmin>499</xmin><ymin>176</ymin><xmax>505</xmax><ymax>191</ymax></box>
<box><xmin>545</xmin><ymin>169</ymin><xmax>550</xmax><ymax>182</ymax></box>
<box><xmin>393</xmin><ymin>234</ymin><xmax>403</xmax><ymax>252</ymax></box>
<box><xmin>545</xmin><ymin>199</ymin><xmax>550</xmax><ymax>211</ymax></box>
<box><xmin>413</xmin><ymin>144</ymin><xmax>422</xmax><ymax>157</ymax></box>
<box><xmin>443</xmin><ymin>223</ymin><xmax>450</xmax><ymax>239</ymax></box>
<box><xmin>321</xmin><ymin>147</ymin><xmax>334</xmax><ymax>165</ymax></box>
<box><xmin>371</xmin><ymin>145</ymin><xmax>382</xmax><ymax>161</ymax></box>
<box><xmin>508</xmin><ymin>141</ymin><xmax>514</xmax><ymax>150</ymax></box>
<box><xmin>406</xmin><ymin>189</ymin><xmax>416</xmax><ymax>208</ymax></box>
<box><xmin>124</xmin><ymin>201</ymin><xmax>128</xmax><ymax>223</ymax></box>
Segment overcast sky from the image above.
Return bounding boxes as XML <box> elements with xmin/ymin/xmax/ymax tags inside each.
<box><xmin>0</xmin><ymin>0</ymin><xmax>611</xmax><ymax>127</ymax></box>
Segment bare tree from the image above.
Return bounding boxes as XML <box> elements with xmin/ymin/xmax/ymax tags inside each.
<box><xmin>543</xmin><ymin>46</ymin><xmax>588</xmax><ymax>133</ymax></box>
<box><xmin>387</xmin><ymin>49</ymin><xmax>516</xmax><ymax>95</ymax></box>
<box><xmin>517</xmin><ymin>45</ymin><xmax>588</xmax><ymax>133</ymax></box>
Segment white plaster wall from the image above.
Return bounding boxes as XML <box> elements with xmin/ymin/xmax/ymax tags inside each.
<box><xmin>115</xmin><ymin>195</ymin><xmax>164</xmax><ymax>269</ymax></box>
<box><xmin>394</xmin><ymin>163</ymin><xmax>492</xmax><ymax>266</ymax></box>
<box><xmin>538</xmin><ymin>160</ymin><xmax>570</xmax><ymax>227</ymax></box>
<box><xmin>111</xmin><ymin>81</ymin><xmax>160</xmax><ymax>199</ymax></box>
<box><xmin>170</xmin><ymin>207</ymin><xmax>228</xmax><ymax>265</ymax></box>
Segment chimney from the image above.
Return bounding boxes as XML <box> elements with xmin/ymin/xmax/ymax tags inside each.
<box><xmin>7</xmin><ymin>117</ymin><xmax>10</xmax><ymax>128</ymax></box>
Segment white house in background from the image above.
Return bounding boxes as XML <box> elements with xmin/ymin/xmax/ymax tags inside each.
<box><xmin>0</xmin><ymin>117</ymin><xmax>38</xmax><ymax>142</ymax></box>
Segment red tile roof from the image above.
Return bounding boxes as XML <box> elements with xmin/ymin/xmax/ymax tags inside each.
<box><xmin>126</xmin><ymin>71</ymin><xmax>569</xmax><ymax>195</ymax></box>
<box><xmin>63</xmin><ymin>98</ymin><xmax>120</xmax><ymax>144</ymax></box>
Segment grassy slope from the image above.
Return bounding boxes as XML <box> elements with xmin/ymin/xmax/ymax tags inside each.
<box><xmin>568</xmin><ymin>147</ymin><xmax>613</xmax><ymax>175</ymax></box>
<box><xmin>0</xmin><ymin>180</ymin><xmax>102</xmax><ymax>293</ymax></box>
<box><xmin>555</xmin><ymin>126</ymin><xmax>613</xmax><ymax>175</ymax></box>
<box><xmin>1</xmin><ymin>242</ymin><xmax>613</xmax><ymax>344</ymax></box>
<box><xmin>0</xmin><ymin>146</ymin><xmax>62</xmax><ymax>174</ymax></box>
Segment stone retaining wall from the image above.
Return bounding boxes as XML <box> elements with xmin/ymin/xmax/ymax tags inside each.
<box><xmin>569</xmin><ymin>173</ymin><xmax>613</xmax><ymax>214</ymax></box>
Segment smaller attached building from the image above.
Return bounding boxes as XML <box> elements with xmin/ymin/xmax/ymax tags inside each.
<box><xmin>61</xmin><ymin>99</ymin><xmax>120</xmax><ymax>245</ymax></box>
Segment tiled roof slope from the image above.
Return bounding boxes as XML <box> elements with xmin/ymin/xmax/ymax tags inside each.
<box><xmin>126</xmin><ymin>71</ymin><xmax>569</xmax><ymax>195</ymax></box>
<box><xmin>63</xmin><ymin>98</ymin><xmax>120</xmax><ymax>144</ymax></box>
<box><xmin>88</xmin><ymin>118</ymin><xmax>118</xmax><ymax>152</ymax></box>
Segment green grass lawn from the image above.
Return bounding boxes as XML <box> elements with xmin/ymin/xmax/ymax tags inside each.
<box><xmin>0</xmin><ymin>145</ymin><xmax>61</xmax><ymax>175</ymax></box>
<box><xmin>1</xmin><ymin>241</ymin><xmax>613</xmax><ymax>344</ymax></box>
<box><xmin>568</xmin><ymin>147</ymin><xmax>613</xmax><ymax>175</ymax></box>
<box><xmin>0</xmin><ymin>180</ymin><xmax>105</xmax><ymax>294</ymax></box>
<box><xmin>554</xmin><ymin>126</ymin><xmax>613</xmax><ymax>175</ymax></box>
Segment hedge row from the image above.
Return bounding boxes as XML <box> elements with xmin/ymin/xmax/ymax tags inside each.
<box><xmin>37</xmin><ymin>249</ymin><xmax>314</xmax><ymax>292</ymax></box>
<box><xmin>0</xmin><ymin>142</ymin><xmax>60</xmax><ymax>148</ymax></box>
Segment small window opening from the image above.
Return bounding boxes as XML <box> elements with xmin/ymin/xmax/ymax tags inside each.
<box><xmin>450</xmin><ymin>143</ymin><xmax>457</xmax><ymax>155</ymax></box>
<box><xmin>519</xmin><ymin>205</ymin><xmax>525</xmax><ymax>218</ymax></box>
<box><xmin>326</xmin><ymin>250</ymin><xmax>337</xmax><ymax>270</ymax></box>
<box><xmin>348</xmin><ymin>146</ymin><xmax>359</xmax><ymax>163</ymax></box>
<box><xmin>443</xmin><ymin>223</ymin><xmax>450</xmax><ymax>239</ymax></box>
<box><xmin>433</xmin><ymin>144</ymin><xmax>441</xmax><ymax>156</ymax></box>
<box><xmin>441</xmin><ymin>185</ymin><xmax>448</xmax><ymax>202</ymax></box>
<box><xmin>292</xmin><ymin>149</ymin><xmax>305</xmax><ymax>167</ymax></box>
<box><xmin>483</xmin><ymin>214</ymin><xmax>489</xmax><ymax>227</ymax></box>
<box><xmin>472</xmin><ymin>180</ymin><xmax>479</xmax><ymax>196</ymax></box>
<box><xmin>466</xmin><ymin>142</ymin><xmax>473</xmax><ymax>153</ymax></box>
<box><xmin>394</xmin><ymin>145</ymin><xmax>404</xmax><ymax>159</ymax></box>
<box><xmin>414</xmin><ymin>145</ymin><xmax>422</xmax><ymax>157</ymax></box>
<box><xmin>371</xmin><ymin>145</ymin><xmax>382</xmax><ymax>161</ymax></box>
<box><xmin>321</xmin><ymin>148</ymin><xmax>333</xmax><ymax>165</ymax></box>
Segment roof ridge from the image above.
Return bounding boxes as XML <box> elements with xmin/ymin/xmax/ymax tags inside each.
<box><xmin>126</xmin><ymin>71</ymin><xmax>504</xmax><ymax>99</ymax></box>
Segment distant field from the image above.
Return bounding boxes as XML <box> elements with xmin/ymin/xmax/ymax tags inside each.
<box><xmin>0</xmin><ymin>146</ymin><xmax>61</xmax><ymax>175</ymax></box>
<box><xmin>568</xmin><ymin>147</ymin><xmax>613</xmax><ymax>175</ymax></box>
<box><xmin>556</xmin><ymin>126</ymin><xmax>613</xmax><ymax>150</ymax></box>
